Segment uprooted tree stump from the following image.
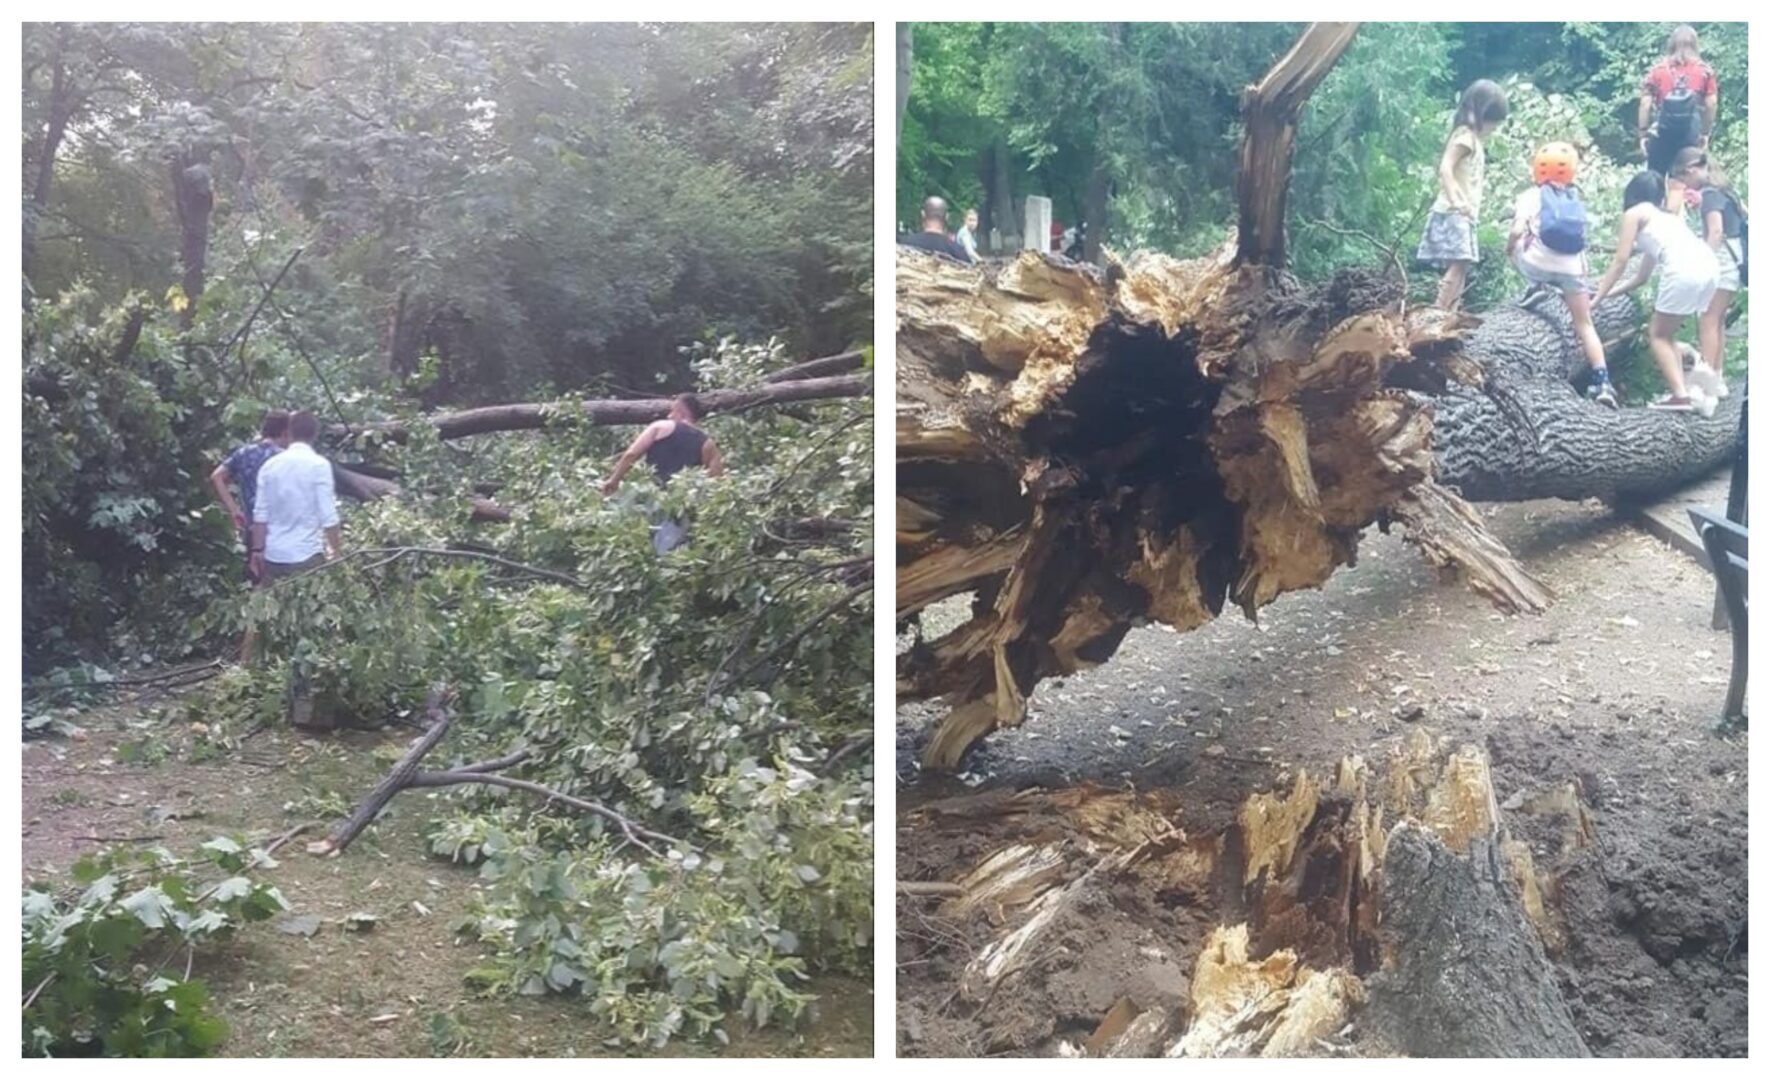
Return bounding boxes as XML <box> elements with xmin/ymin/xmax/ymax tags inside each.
<box><xmin>895</xmin><ymin>19</ymin><xmax>1741</xmax><ymax>769</ymax></box>
<box><xmin>896</xmin><ymin>730</ymin><xmax>1596</xmax><ymax>1057</ymax></box>
<box><xmin>306</xmin><ymin>684</ymin><xmax>686</xmax><ymax>859</ymax></box>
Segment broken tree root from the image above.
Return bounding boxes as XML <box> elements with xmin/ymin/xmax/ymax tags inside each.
<box><xmin>898</xmin><ymin>731</ymin><xmax>1596</xmax><ymax>1057</ymax></box>
<box><xmin>308</xmin><ymin>685</ymin><xmax>687</xmax><ymax>859</ymax></box>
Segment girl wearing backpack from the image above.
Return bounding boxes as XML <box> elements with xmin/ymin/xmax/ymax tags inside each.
<box><xmin>1592</xmin><ymin>170</ymin><xmax>1721</xmax><ymax>415</ymax></box>
<box><xmin>1418</xmin><ymin>80</ymin><xmax>1508</xmax><ymax>310</ymax></box>
<box><xmin>1671</xmin><ymin>148</ymin><xmax>1747</xmax><ymax>400</ymax></box>
<box><xmin>1507</xmin><ymin>143</ymin><xmax>1615</xmax><ymax>407</ymax></box>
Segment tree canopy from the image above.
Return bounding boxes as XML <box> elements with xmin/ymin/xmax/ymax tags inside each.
<box><xmin>898</xmin><ymin>21</ymin><xmax>1747</xmax><ymax>289</ymax></box>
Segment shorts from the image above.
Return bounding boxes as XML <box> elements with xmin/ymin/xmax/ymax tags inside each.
<box><xmin>263</xmin><ymin>553</ymin><xmax>327</xmax><ymax>582</ymax></box>
<box><xmin>1516</xmin><ymin>261</ymin><xmax>1587</xmax><ymax>295</ymax></box>
<box><xmin>650</xmin><ymin>518</ymin><xmax>688</xmax><ymax>555</ymax></box>
<box><xmin>1654</xmin><ymin>273</ymin><xmax>1718</xmax><ymax>317</ymax></box>
<box><xmin>1417</xmin><ymin>210</ymin><xmax>1479</xmax><ymax>267</ymax></box>
<box><xmin>1716</xmin><ymin>242</ymin><xmax>1743</xmax><ymax>293</ymax></box>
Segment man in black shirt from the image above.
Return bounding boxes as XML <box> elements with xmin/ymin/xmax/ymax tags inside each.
<box><xmin>898</xmin><ymin>196</ymin><xmax>976</xmax><ymax>263</ymax></box>
<box><xmin>601</xmin><ymin>393</ymin><xmax>725</xmax><ymax>552</ymax></box>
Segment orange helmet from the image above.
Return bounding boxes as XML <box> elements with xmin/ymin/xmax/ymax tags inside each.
<box><xmin>1533</xmin><ymin>142</ymin><xmax>1578</xmax><ymax>186</ymax></box>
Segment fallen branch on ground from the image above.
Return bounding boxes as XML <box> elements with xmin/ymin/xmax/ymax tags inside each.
<box><xmin>308</xmin><ymin>686</ymin><xmax>686</xmax><ymax>860</ymax></box>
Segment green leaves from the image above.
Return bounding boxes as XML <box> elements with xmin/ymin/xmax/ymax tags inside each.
<box><xmin>22</xmin><ymin>836</ymin><xmax>296</xmax><ymax>1056</ymax></box>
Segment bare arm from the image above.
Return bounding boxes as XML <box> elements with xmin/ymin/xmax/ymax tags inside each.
<box><xmin>1703</xmin><ymin>92</ymin><xmax>1718</xmax><ymax>142</ymax></box>
<box><xmin>601</xmin><ymin>421</ymin><xmax>670</xmax><ymax>496</ymax></box>
<box><xmin>209</xmin><ymin>463</ymin><xmax>243</xmax><ymax>529</ymax></box>
<box><xmin>1437</xmin><ymin>140</ymin><xmax>1474</xmax><ymax>215</ymax></box>
<box><xmin>1705</xmin><ymin>208</ymin><xmax>1726</xmax><ymax>249</ymax></box>
<box><xmin>702</xmin><ymin>437</ymin><xmax>725</xmax><ymax>478</ymax></box>
<box><xmin>1592</xmin><ymin>209</ymin><xmax>1647</xmax><ymax>303</ymax></box>
<box><xmin>1637</xmin><ymin>91</ymin><xmax>1654</xmax><ymax>147</ymax></box>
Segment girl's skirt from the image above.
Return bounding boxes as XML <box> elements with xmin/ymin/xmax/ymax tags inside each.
<box><xmin>1416</xmin><ymin>210</ymin><xmax>1478</xmax><ymax>266</ymax></box>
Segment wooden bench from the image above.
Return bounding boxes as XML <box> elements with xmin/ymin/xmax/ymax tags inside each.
<box><xmin>1689</xmin><ymin>388</ymin><xmax>1747</xmax><ymax>731</ymax></box>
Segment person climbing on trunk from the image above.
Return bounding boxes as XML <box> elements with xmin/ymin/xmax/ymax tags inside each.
<box><xmin>1592</xmin><ymin>170</ymin><xmax>1721</xmax><ymax>415</ymax></box>
<box><xmin>1419</xmin><ymin>80</ymin><xmax>1508</xmax><ymax>310</ymax></box>
<box><xmin>1507</xmin><ymin>143</ymin><xmax>1614</xmax><ymax>408</ymax></box>
<box><xmin>601</xmin><ymin>393</ymin><xmax>726</xmax><ymax>553</ymax></box>
<box><xmin>210</xmin><ymin>409</ymin><xmax>290</xmax><ymax>662</ymax></box>
<box><xmin>1671</xmin><ymin>146</ymin><xmax>1746</xmax><ymax>401</ymax></box>
<box><xmin>1639</xmin><ymin>25</ymin><xmax>1718</xmax><ymax>176</ymax></box>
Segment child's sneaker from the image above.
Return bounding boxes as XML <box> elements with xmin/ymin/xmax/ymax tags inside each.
<box><xmin>1592</xmin><ymin>381</ymin><xmax>1618</xmax><ymax>409</ymax></box>
<box><xmin>1686</xmin><ymin>363</ymin><xmax>1724</xmax><ymax>400</ymax></box>
<box><xmin>1691</xmin><ymin>386</ymin><xmax>1718</xmax><ymax>419</ymax></box>
<box><xmin>1648</xmin><ymin>394</ymin><xmax>1695</xmax><ymax>413</ymax></box>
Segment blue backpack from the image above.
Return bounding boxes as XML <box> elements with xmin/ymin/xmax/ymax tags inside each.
<box><xmin>1537</xmin><ymin>182</ymin><xmax>1587</xmax><ymax>255</ymax></box>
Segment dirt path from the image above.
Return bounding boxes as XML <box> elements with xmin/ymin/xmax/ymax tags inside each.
<box><xmin>22</xmin><ymin>710</ymin><xmax>871</xmax><ymax>1058</ymax></box>
<box><xmin>897</xmin><ymin>499</ymin><xmax>1747</xmax><ymax>1057</ymax></box>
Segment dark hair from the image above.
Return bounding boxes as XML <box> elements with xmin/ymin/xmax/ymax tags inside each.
<box><xmin>260</xmin><ymin>409</ymin><xmax>290</xmax><ymax>438</ymax></box>
<box><xmin>1666</xmin><ymin>25</ymin><xmax>1700</xmax><ymax>64</ymax></box>
<box><xmin>1670</xmin><ymin>145</ymin><xmax>1708</xmax><ymax>180</ymax></box>
<box><xmin>674</xmin><ymin>393</ymin><xmax>705</xmax><ymax>421</ymax></box>
<box><xmin>1622</xmin><ymin>170</ymin><xmax>1666</xmax><ymax>212</ymax></box>
<box><xmin>288</xmin><ymin>411</ymin><xmax>319</xmax><ymax>442</ymax></box>
<box><xmin>1453</xmin><ymin>79</ymin><xmax>1509</xmax><ymax>132</ymax></box>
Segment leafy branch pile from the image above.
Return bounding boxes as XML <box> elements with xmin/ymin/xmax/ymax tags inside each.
<box><xmin>22</xmin><ymin>837</ymin><xmax>288</xmax><ymax>1057</ymax></box>
<box><xmin>170</xmin><ymin>342</ymin><xmax>874</xmax><ymax>1047</ymax></box>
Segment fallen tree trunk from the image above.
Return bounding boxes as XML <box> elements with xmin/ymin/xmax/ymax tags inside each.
<box><xmin>761</xmin><ymin>349</ymin><xmax>868</xmax><ymax>383</ymax></box>
<box><xmin>332</xmin><ymin>462</ymin><xmax>510</xmax><ymax>522</ymax></box>
<box><xmin>333</xmin><ymin>372</ymin><xmax>870</xmax><ymax>443</ymax></box>
<box><xmin>1433</xmin><ymin>295</ymin><xmax>1743</xmax><ymax>502</ymax></box>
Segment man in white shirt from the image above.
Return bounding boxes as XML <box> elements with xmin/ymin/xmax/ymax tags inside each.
<box><xmin>249</xmin><ymin>411</ymin><xmax>342</xmax><ymax>582</ymax></box>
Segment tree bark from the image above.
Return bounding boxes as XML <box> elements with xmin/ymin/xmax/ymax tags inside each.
<box><xmin>1361</xmin><ymin>822</ymin><xmax>1590</xmax><ymax>1056</ymax></box>
<box><xmin>1235</xmin><ymin>23</ymin><xmax>1360</xmax><ymax>269</ymax></box>
<box><xmin>1083</xmin><ymin>163</ymin><xmax>1110</xmax><ymax>264</ymax></box>
<box><xmin>760</xmin><ymin>349</ymin><xmax>867</xmax><ymax>383</ymax></box>
<box><xmin>1434</xmin><ymin>295</ymin><xmax>1743</xmax><ymax>501</ymax></box>
<box><xmin>171</xmin><ymin>152</ymin><xmax>215</xmax><ymax>332</ymax></box>
<box><xmin>990</xmin><ymin>138</ymin><xmax>1020</xmax><ymax>252</ymax></box>
<box><xmin>896</xmin><ymin>23</ymin><xmax>913</xmax><ymax>141</ymax></box>
<box><xmin>332</xmin><ymin>372</ymin><xmax>870</xmax><ymax>443</ymax></box>
<box><xmin>311</xmin><ymin>686</ymin><xmax>454</xmax><ymax>855</ymax></box>
<box><xmin>23</xmin><ymin>28</ymin><xmax>73</xmax><ymax>283</ymax></box>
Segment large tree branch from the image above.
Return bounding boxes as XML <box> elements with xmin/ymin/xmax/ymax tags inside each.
<box><xmin>332</xmin><ymin>373</ymin><xmax>871</xmax><ymax>443</ymax></box>
<box><xmin>1235</xmin><ymin>22</ymin><xmax>1360</xmax><ymax>268</ymax></box>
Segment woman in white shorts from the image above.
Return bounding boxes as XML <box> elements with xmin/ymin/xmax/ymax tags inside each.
<box><xmin>1593</xmin><ymin>170</ymin><xmax>1721</xmax><ymax>414</ymax></box>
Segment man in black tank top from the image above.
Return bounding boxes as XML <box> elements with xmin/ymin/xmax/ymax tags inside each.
<box><xmin>600</xmin><ymin>393</ymin><xmax>726</xmax><ymax>552</ymax></box>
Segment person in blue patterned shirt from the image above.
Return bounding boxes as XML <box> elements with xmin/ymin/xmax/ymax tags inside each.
<box><xmin>209</xmin><ymin>409</ymin><xmax>290</xmax><ymax>661</ymax></box>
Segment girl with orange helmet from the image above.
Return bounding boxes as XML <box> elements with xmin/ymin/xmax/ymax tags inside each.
<box><xmin>1507</xmin><ymin>142</ymin><xmax>1614</xmax><ymax>407</ymax></box>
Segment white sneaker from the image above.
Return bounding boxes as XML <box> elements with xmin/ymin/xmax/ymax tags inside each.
<box><xmin>1689</xmin><ymin>385</ymin><xmax>1718</xmax><ymax>419</ymax></box>
<box><xmin>1686</xmin><ymin>364</ymin><xmax>1723</xmax><ymax>400</ymax></box>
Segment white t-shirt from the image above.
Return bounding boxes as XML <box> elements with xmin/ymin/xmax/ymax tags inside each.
<box><xmin>253</xmin><ymin>441</ymin><xmax>340</xmax><ymax>563</ymax></box>
<box><xmin>1510</xmin><ymin>187</ymin><xmax>1586</xmax><ymax>277</ymax></box>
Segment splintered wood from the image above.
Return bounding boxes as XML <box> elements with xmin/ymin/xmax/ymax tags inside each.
<box><xmin>897</xmin><ymin>246</ymin><xmax>1546</xmax><ymax>768</ymax></box>
<box><xmin>909</xmin><ymin>733</ymin><xmax>1597</xmax><ymax>1057</ymax></box>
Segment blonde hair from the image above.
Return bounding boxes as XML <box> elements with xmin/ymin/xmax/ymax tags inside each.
<box><xmin>1665</xmin><ymin>25</ymin><xmax>1701</xmax><ymax>64</ymax></box>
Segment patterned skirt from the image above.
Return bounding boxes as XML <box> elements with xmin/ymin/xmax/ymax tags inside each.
<box><xmin>1416</xmin><ymin>210</ymin><xmax>1479</xmax><ymax>267</ymax></box>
